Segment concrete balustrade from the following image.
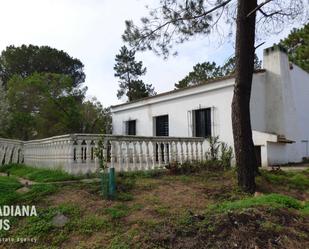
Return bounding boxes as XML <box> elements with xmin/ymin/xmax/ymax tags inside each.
<box><xmin>0</xmin><ymin>134</ymin><xmax>206</xmax><ymax>175</ymax></box>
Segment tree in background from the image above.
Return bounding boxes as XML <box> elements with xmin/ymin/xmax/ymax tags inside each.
<box><xmin>5</xmin><ymin>73</ymin><xmax>110</xmax><ymax>140</ymax></box>
<box><xmin>80</xmin><ymin>98</ymin><xmax>112</xmax><ymax>134</ymax></box>
<box><xmin>175</xmin><ymin>54</ymin><xmax>262</xmax><ymax>89</ymax></box>
<box><xmin>122</xmin><ymin>0</ymin><xmax>307</xmax><ymax>192</ymax></box>
<box><xmin>0</xmin><ymin>82</ymin><xmax>10</xmax><ymax>136</ymax></box>
<box><xmin>175</xmin><ymin>62</ymin><xmax>222</xmax><ymax>89</ymax></box>
<box><xmin>6</xmin><ymin>73</ymin><xmax>84</xmax><ymax>140</ymax></box>
<box><xmin>0</xmin><ymin>44</ymin><xmax>85</xmax><ymax>88</ymax></box>
<box><xmin>114</xmin><ymin>46</ymin><xmax>155</xmax><ymax>101</ymax></box>
<box><xmin>279</xmin><ymin>23</ymin><xmax>309</xmax><ymax>72</ymax></box>
<box><xmin>0</xmin><ymin>45</ymin><xmax>110</xmax><ymax>140</ymax></box>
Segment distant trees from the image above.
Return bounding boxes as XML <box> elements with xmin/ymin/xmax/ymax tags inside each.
<box><xmin>114</xmin><ymin>46</ymin><xmax>155</xmax><ymax>101</ymax></box>
<box><xmin>175</xmin><ymin>54</ymin><xmax>262</xmax><ymax>89</ymax></box>
<box><xmin>279</xmin><ymin>23</ymin><xmax>309</xmax><ymax>72</ymax></box>
<box><xmin>0</xmin><ymin>83</ymin><xmax>9</xmax><ymax>137</ymax></box>
<box><xmin>0</xmin><ymin>45</ymin><xmax>85</xmax><ymax>88</ymax></box>
<box><xmin>0</xmin><ymin>45</ymin><xmax>110</xmax><ymax>140</ymax></box>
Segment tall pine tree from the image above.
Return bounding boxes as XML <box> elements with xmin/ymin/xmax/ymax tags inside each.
<box><xmin>279</xmin><ymin>23</ymin><xmax>309</xmax><ymax>72</ymax></box>
<box><xmin>114</xmin><ymin>46</ymin><xmax>155</xmax><ymax>101</ymax></box>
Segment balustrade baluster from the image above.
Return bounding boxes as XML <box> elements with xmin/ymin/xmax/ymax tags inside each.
<box><xmin>110</xmin><ymin>141</ymin><xmax>115</xmax><ymax>169</ymax></box>
<box><xmin>145</xmin><ymin>141</ymin><xmax>150</xmax><ymax>170</ymax></box>
<box><xmin>125</xmin><ymin>141</ymin><xmax>130</xmax><ymax>171</ymax></box>
<box><xmin>199</xmin><ymin>141</ymin><xmax>204</xmax><ymax>161</ymax></box>
<box><xmin>151</xmin><ymin>141</ymin><xmax>156</xmax><ymax>169</ymax></box>
<box><xmin>163</xmin><ymin>142</ymin><xmax>168</xmax><ymax>164</ymax></box>
<box><xmin>157</xmin><ymin>142</ymin><xmax>162</xmax><ymax>169</ymax></box>
<box><xmin>195</xmin><ymin>142</ymin><xmax>199</xmax><ymax>161</ymax></box>
<box><xmin>132</xmin><ymin>142</ymin><xmax>137</xmax><ymax>170</ymax></box>
<box><xmin>180</xmin><ymin>141</ymin><xmax>184</xmax><ymax>164</ymax></box>
<box><xmin>138</xmin><ymin>141</ymin><xmax>143</xmax><ymax>170</ymax></box>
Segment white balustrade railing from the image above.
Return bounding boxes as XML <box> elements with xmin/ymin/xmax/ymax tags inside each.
<box><xmin>0</xmin><ymin>134</ymin><xmax>206</xmax><ymax>175</ymax></box>
<box><xmin>0</xmin><ymin>138</ymin><xmax>23</xmax><ymax>165</ymax></box>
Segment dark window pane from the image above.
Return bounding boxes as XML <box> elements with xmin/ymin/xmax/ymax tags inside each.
<box><xmin>195</xmin><ymin>108</ymin><xmax>211</xmax><ymax>137</ymax></box>
<box><xmin>126</xmin><ymin>120</ymin><xmax>136</xmax><ymax>135</ymax></box>
<box><xmin>155</xmin><ymin>115</ymin><xmax>169</xmax><ymax>136</ymax></box>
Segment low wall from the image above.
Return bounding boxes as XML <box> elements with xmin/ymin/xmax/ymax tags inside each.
<box><xmin>0</xmin><ymin>134</ymin><xmax>207</xmax><ymax>175</ymax></box>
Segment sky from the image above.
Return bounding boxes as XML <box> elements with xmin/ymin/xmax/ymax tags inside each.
<box><xmin>0</xmin><ymin>0</ymin><xmax>304</xmax><ymax>107</ymax></box>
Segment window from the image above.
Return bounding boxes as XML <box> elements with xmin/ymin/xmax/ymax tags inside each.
<box><xmin>125</xmin><ymin>120</ymin><xmax>136</xmax><ymax>135</ymax></box>
<box><xmin>155</xmin><ymin>115</ymin><xmax>169</xmax><ymax>136</ymax></box>
<box><xmin>194</xmin><ymin>108</ymin><xmax>211</xmax><ymax>137</ymax></box>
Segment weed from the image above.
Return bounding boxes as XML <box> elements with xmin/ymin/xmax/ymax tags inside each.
<box><xmin>78</xmin><ymin>216</ymin><xmax>111</xmax><ymax>235</ymax></box>
<box><xmin>208</xmin><ymin>194</ymin><xmax>303</xmax><ymax>213</ymax></box>
<box><xmin>0</xmin><ymin>164</ymin><xmax>79</xmax><ymax>182</ymax></box>
<box><xmin>106</xmin><ymin>204</ymin><xmax>130</xmax><ymax>219</ymax></box>
<box><xmin>117</xmin><ymin>192</ymin><xmax>133</xmax><ymax>202</ymax></box>
<box><xmin>260</xmin><ymin>221</ymin><xmax>283</xmax><ymax>232</ymax></box>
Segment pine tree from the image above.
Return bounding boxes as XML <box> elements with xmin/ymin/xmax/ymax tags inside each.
<box><xmin>114</xmin><ymin>46</ymin><xmax>155</xmax><ymax>101</ymax></box>
<box><xmin>175</xmin><ymin>54</ymin><xmax>262</xmax><ymax>89</ymax></box>
<box><xmin>279</xmin><ymin>23</ymin><xmax>309</xmax><ymax>72</ymax></box>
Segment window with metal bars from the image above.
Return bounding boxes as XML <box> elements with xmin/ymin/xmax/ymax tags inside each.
<box><xmin>194</xmin><ymin>108</ymin><xmax>211</xmax><ymax>137</ymax></box>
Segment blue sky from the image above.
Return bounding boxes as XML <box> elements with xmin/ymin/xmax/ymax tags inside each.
<box><xmin>0</xmin><ymin>0</ymin><xmax>304</xmax><ymax>107</ymax></box>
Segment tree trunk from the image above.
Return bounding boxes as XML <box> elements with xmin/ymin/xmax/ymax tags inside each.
<box><xmin>232</xmin><ymin>0</ymin><xmax>258</xmax><ymax>193</ymax></box>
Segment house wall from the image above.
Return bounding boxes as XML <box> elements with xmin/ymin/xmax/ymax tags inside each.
<box><xmin>289</xmin><ymin>64</ymin><xmax>309</xmax><ymax>160</ymax></box>
<box><xmin>112</xmin><ymin>73</ymin><xmax>266</xmax><ymax>160</ymax></box>
<box><xmin>111</xmin><ymin>47</ymin><xmax>309</xmax><ymax>166</ymax></box>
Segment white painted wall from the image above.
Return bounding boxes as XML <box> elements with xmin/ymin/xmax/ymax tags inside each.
<box><xmin>111</xmin><ymin>47</ymin><xmax>309</xmax><ymax>166</ymax></box>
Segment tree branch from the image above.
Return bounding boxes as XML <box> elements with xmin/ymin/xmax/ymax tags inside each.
<box><xmin>247</xmin><ymin>0</ymin><xmax>273</xmax><ymax>18</ymax></box>
<box><xmin>254</xmin><ymin>42</ymin><xmax>265</xmax><ymax>50</ymax></box>
<box><xmin>139</xmin><ymin>0</ymin><xmax>232</xmax><ymax>41</ymax></box>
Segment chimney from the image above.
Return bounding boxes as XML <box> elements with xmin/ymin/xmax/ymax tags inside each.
<box><xmin>262</xmin><ymin>45</ymin><xmax>299</xmax><ymax>141</ymax></box>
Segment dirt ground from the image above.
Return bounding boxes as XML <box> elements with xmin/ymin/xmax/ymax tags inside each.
<box><xmin>1</xmin><ymin>170</ymin><xmax>309</xmax><ymax>249</ymax></box>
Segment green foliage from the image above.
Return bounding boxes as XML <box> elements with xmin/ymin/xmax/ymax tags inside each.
<box><xmin>5</xmin><ymin>73</ymin><xmax>86</xmax><ymax>139</ymax></box>
<box><xmin>0</xmin><ymin>164</ymin><xmax>78</xmax><ymax>182</ymax></box>
<box><xmin>279</xmin><ymin>23</ymin><xmax>309</xmax><ymax>72</ymax></box>
<box><xmin>106</xmin><ymin>204</ymin><xmax>130</xmax><ymax>219</ymax></box>
<box><xmin>0</xmin><ymin>176</ymin><xmax>22</xmax><ymax>205</ymax></box>
<box><xmin>260</xmin><ymin>221</ymin><xmax>283</xmax><ymax>233</ymax></box>
<box><xmin>77</xmin><ymin>216</ymin><xmax>111</xmax><ymax>235</ymax></box>
<box><xmin>204</xmin><ymin>136</ymin><xmax>233</xmax><ymax>169</ymax></box>
<box><xmin>208</xmin><ymin>194</ymin><xmax>303</xmax><ymax>213</ymax></box>
<box><xmin>0</xmin><ymin>175</ymin><xmax>58</xmax><ymax>207</ymax></box>
<box><xmin>20</xmin><ymin>184</ymin><xmax>58</xmax><ymax>203</ymax></box>
<box><xmin>108</xmin><ymin>236</ymin><xmax>130</xmax><ymax>249</ymax></box>
<box><xmin>261</xmin><ymin>169</ymin><xmax>309</xmax><ymax>190</ymax></box>
<box><xmin>220</xmin><ymin>142</ymin><xmax>233</xmax><ymax>169</ymax></box>
<box><xmin>117</xmin><ymin>192</ymin><xmax>134</xmax><ymax>201</ymax></box>
<box><xmin>0</xmin><ymin>44</ymin><xmax>85</xmax><ymax>87</ymax></box>
<box><xmin>175</xmin><ymin>54</ymin><xmax>261</xmax><ymax>89</ymax></box>
<box><xmin>80</xmin><ymin>99</ymin><xmax>112</xmax><ymax>134</ymax></box>
<box><xmin>114</xmin><ymin>46</ymin><xmax>155</xmax><ymax>101</ymax></box>
<box><xmin>175</xmin><ymin>61</ymin><xmax>223</xmax><ymax>89</ymax></box>
<box><xmin>0</xmin><ymin>83</ymin><xmax>10</xmax><ymax>135</ymax></box>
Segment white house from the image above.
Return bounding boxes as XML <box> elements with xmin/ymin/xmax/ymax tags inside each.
<box><xmin>111</xmin><ymin>46</ymin><xmax>309</xmax><ymax>167</ymax></box>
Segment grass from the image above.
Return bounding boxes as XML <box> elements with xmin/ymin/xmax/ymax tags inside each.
<box><xmin>0</xmin><ymin>166</ymin><xmax>308</xmax><ymax>248</ymax></box>
<box><xmin>208</xmin><ymin>193</ymin><xmax>303</xmax><ymax>213</ymax></box>
<box><xmin>0</xmin><ymin>176</ymin><xmax>22</xmax><ymax>205</ymax></box>
<box><xmin>0</xmin><ymin>164</ymin><xmax>80</xmax><ymax>182</ymax></box>
<box><xmin>261</xmin><ymin>169</ymin><xmax>309</xmax><ymax>190</ymax></box>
